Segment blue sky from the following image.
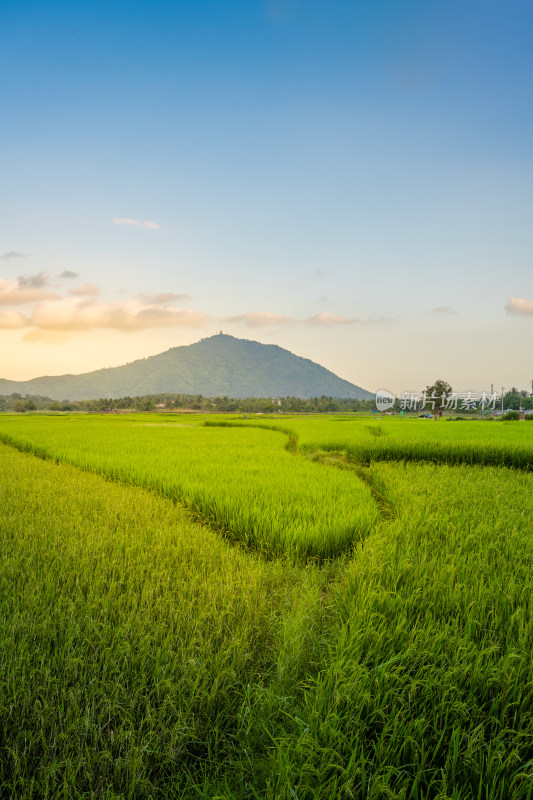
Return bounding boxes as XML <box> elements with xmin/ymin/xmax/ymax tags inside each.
<box><xmin>1</xmin><ymin>0</ymin><xmax>532</xmax><ymax>393</ymax></box>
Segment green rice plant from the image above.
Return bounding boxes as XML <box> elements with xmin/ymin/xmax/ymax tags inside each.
<box><xmin>0</xmin><ymin>442</ymin><xmax>332</xmax><ymax>799</ymax></box>
<box><xmin>222</xmin><ymin>415</ymin><xmax>533</xmax><ymax>470</ymax></box>
<box><xmin>0</xmin><ymin>414</ymin><xmax>378</xmax><ymax>561</ymax></box>
<box><xmin>234</xmin><ymin>459</ymin><xmax>533</xmax><ymax>798</ymax></box>
<box><xmin>2</xmin><ymin>416</ymin><xmax>533</xmax><ymax>797</ymax></box>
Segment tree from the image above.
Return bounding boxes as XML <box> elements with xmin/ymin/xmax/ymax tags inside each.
<box><xmin>503</xmin><ymin>387</ymin><xmax>520</xmax><ymax>411</ymax></box>
<box><xmin>425</xmin><ymin>379</ymin><xmax>452</xmax><ymax>413</ymax></box>
<box><xmin>12</xmin><ymin>399</ymin><xmax>36</xmax><ymax>412</ymax></box>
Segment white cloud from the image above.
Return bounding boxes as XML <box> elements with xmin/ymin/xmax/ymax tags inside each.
<box><xmin>18</xmin><ymin>272</ymin><xmax>51</xmax><ymax>289</ymax></box>
<box><xmin>221</xmin><ymin>310</ymin><xmax>393</xmax><ymax>328</ymax></box>
<box><xmin>506</xmin><ymin>298</ymin><xmax>533</xmax><ymax>317</ymax></box>
<box><xmin>305</xmin><ymin>312</ymin><xmax>395</xmax><ymax>326</ymax></box>
<box><xmin>1</xmin><ymin>251</ymin><xmax>27</xmax><ymax>261</ymax></box>
<box><xmin>432</xmin><ymin>305</ymin><xmax>456</xmax><ymax>314</ymax></box>
<box><xmin>112</xmin><ymin>218</ymin><xmax>161</xmax><ymax>230</ymax></box>
<box><xmin>222</xmin><ymin>311</ymin><xmax>295</xmax><ymax>328</ymax></box>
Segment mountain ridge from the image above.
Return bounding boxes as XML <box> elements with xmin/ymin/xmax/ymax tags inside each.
<box><xmin>0</xmin><ymin>334</ymin><xmax>374</xmax><ymax>401</ymax></box>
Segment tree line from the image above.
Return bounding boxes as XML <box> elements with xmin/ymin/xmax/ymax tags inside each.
<box><xmin>0</xmin><ymin>392</ymin><xmax>376</xmax><ymax>414</ymax></box>
<box><xmin>2</xmin><ymin>386</ymin><xmax>531</xmax><ymax>415</ymax></box>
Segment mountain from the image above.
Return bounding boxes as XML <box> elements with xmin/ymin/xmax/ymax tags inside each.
<box><xmin>0</xmin><ymin>334</ymin><xmax>374</xmax><ymax>401</ymax></box>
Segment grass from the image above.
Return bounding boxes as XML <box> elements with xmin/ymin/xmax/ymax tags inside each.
<box><xmin>1</xmin><ymin>414</ymin><xmax>533</xmax><ymax>797</ymax></box>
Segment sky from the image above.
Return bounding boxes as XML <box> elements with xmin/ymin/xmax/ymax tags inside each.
<box><xmin>1</xmin><ymin>0</ymin><xmax>532</xmax><ymax>395</ymax></box>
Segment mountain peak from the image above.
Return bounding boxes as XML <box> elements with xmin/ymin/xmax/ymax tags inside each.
<box><xmin>0</xmin><ymin>335</ymin><xmax>373</xmax><ymax>401</ymax></box>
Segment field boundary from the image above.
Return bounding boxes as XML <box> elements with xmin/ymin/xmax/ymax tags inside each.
<box><xmin>0</xmin><ymin>427</ymin><xmax>375</xmax><ymax>563</ymax></box>
<box><xmin>204</xmin><ymin>419</ymin><xmax>533</xmax><ymax>471</ymax></box>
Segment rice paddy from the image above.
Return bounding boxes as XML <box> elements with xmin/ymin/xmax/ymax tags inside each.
<box><xmin>1</xmin><ymin>413</ymin><xmax>533</xmax><ymax>798</ymax></box>
<box><xmin>0</xmin><ymin>415</ymin><xmax>378</xmax><ymax>560</ymax></box>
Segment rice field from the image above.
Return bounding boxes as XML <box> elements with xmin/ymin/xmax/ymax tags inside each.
<box><xmin>211</xmin><ymin>414</ymin><xmax>533</xmax><ymax>470</ymax></box>
<box><xmin>0</xmin><ymin>415</ymin><xmax>378</xmax><ymax>561</ymax></box>
<box><xmin>1</xmin><ymin>413</ymin><xmax>533</xmax><ymax>798</ymax></box>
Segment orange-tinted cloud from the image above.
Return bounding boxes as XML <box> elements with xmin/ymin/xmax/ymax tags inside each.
<box><xmin>305</xmin><ymin>312</ymin><xmax>359</xmax><ymax>325</ymax></box>
<box><xmin>0</xmin><ymin>278</ymin><xmax>60</xmax><ymax>306</ymax></box>
<box><xmin>138</xmin><ymin>292</ymin><xmax>191</xmax><ymax>304</ymax></box>
<box><xmin>30</xmin><ymin>298</ymin><xmax>209</xmax><ymax>332</ymax></box>
<box><xmin>69</xmin><ymin>283</ymin><xmax>101</xmax><ymax>297</ymax></box>
<box><xmin>0</xmin><ymin>310</ymin><xmax>28</xmax><ymax>328</ymax></box>
<box><xmin>506</xmin><ymin>298</ymin><xmax>533</xmax><ymax>316</ymax></box>
<box><xmin>222</xmin><ymin>311</ymin><xmax>295</xmax><ymax>327</ymax></box>
<box><xmin>305</xmin><ymin>312</ymin><xmax>394</xmax><ymax>326</ymax></box>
